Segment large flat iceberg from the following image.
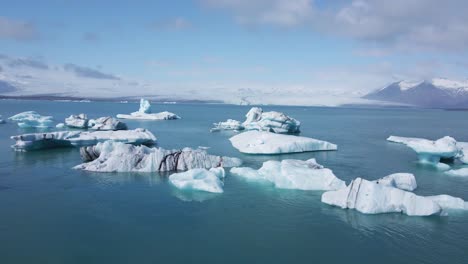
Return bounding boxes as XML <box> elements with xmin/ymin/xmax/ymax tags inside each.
<box><xmin>230</xmin><ymin>159</ymin><xmax>346</xmax><ymax>191</ymax></box>
<box><xmin>169</xmin><ymin>168</ymin><xmax>225</xmax><ymax>193</ymax></box>
<box><xmin>11</xmin><ymin>128</ymin><xmax>156</xmax><ymax>151</ymax></box>
<box><xmin>116</xmin><ymin>99</ymin><xmax>181</xmax><ymax>120</ymax></box>
<box><xmin>74</xmin><ymin>141</ymin><xmax>242</xmax><ymax>172</ymax></box>
<box><xmin>8</xmin><ymin>111</ymin><xmax>54</xmax><ymax>128</ymax></box>
<box><xmin>387</xmin><ymin>135</ymin><xmax>467</xmax><ymax>170</ymax></box>
<box><xmin>211</xmin><ymin>107</ymin><xmax>300</xmax><ymax>133</ymax></box>
<box><xmin>230</xmin><ymin>130</ymin><xmax>337</xmax><ymax>154</ymax></box>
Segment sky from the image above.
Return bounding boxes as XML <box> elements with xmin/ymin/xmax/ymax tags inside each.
<box><xmin>1</xmin><ymin>0</ymin><xmax>468</xmax><ymax>105</ymax></box>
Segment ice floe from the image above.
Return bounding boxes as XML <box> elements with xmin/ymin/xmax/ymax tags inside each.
<box><xmin>426</xmin><ymin>195</ymin><xmax>468</xmax><ymax>211</ymax></box>
<box><xmin>445</xmin><ymin>168</ymin><xmax>468</xmax><ymax>177</ymax></box>
<box><xmin>88</xmin><ymin>116</ymin><xmax>127</xmax><ymax>131</ymax></box>
<box><xmin>387</xmin><ymin>135</ymin><xmax>467</xmax><ymax>170</ymax></box>
<box><xmin>230</xmin><ymin>130</ymin><xmax>337</xmax><ymax>154</ymax></box>
<box><xmin>65</xmin><ymin>114</ymin><xmax>89</xmax><ymax>128</ymax></box>
<box><xmin>11</xmin><ymin>128</ymin><xmax>156</xmax><ymax>151</ymax></box>
<box><xmin>230</xmin><ymin>159</ymin><xmax>346</xmax><ymax>191</ymax></box>
<box><xmin>211</xmin><ymin>107</ymin><xmax>300</xmax><ymax>133</ymax></box>
<box><xmin>169</xmin><ymin>167</ymin><xmax>225</xmax><ymax>193</ymax></box>
<box><xmin>8</xmin><ymin>111</ymin><xmax>54</xmax><ymax>128</ymax></box>
<box><xmin>74</xmin><ymin>141</ymin><xmax>242</xmax><ymax>172</ymax></box>
<box><xmin>56</xmin><ymin>123</ymin><xmax>65</xmax><ymax>128</ymax></box>
<box><xmin>373</xmin><ymin>173</ymin><xmax>417</xmax><ymax>191</ymax></box>
<box><xmin>116</xmin><ymin>98</ymin><xmax>181</xmax><ymax>120</ymax></box>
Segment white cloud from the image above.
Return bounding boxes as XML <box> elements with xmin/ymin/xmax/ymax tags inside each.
<box><xmin>0</xmin><ymin>17</ymin><xmax>38</xmax><ymax>41</ymax></box>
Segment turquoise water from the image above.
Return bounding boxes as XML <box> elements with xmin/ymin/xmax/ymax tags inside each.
<box><xmin>0</xmin><ymin>100</ymin><xmax>467</xmax><ymax>263</ymax></box>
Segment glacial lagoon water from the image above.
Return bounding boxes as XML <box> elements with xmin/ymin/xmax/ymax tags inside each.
<box><xmin>0</xmin><ymin>100</ymin><xmax>467</xmax><ymax>264</ymax></box>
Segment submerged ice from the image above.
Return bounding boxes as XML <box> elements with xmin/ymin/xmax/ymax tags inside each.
<box><xmin>116</xmin><ymin>98</ymin><xmax>180</xmax><ymax>120</ymax></box>
<box><xmin>11</xmin><ymin>128</ymin><xmax>156</xmax><ymax>151</ymax></box>
<box><xmin>8</xmin><ymin>111</ymin><xmax>54</xmax><ymax>128</ymax></box>
<box><xmin>230</xmin><ymin>130</ymin><xmax>337</xmax><ymax>154</ymax></box>
<box><xmin>211</xmin><ymin>107</ymin><xmax>300</xmax><ymax>133</ymax></box>
<box><xmin>169</xmin><ymin>167</ymin><xmax>225</xmax><ymax>193</ymax></box>
<box><xmin>75</xmin><ymin>141</ymin><xmax>242</xmax><ymax>172</ymax></box>
<box><xmin>230</xmin><ymin>159</ymin><xmax>346</xmax><ymax>191</ymax></box>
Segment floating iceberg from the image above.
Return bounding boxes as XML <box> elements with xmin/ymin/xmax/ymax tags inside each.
<box><xmin>210</xmin><ymin>119</ymin><xmax>244</xmax><ymax>132</ymax></box>
<box><xmin>116</xmin><ymin>99</ymin><xmax>180</xmax><ymax>120</ymax></box>
<box><xmin>75</xmin><ymin>141</ymin><xmax>242</xmax><ymax>172</ymax></box>
<box><xmin>373</xmin><ymin>173</ymin><xmax>417</xmax><ymax>191</ymax></box>
<box><xmin>56</xmin><ymin>123</ymin><xmax>65</xmax><ymax>128</ymax></box>
<box><xmin>321</xmin><ymin>178</ymin><xmax>443</xmax><ymax>216</ymax></box>
<box><xmin>426</xmin><ymin>195</ymin><xmax>468</xmax><ymax>211</ymax></box>
<box><xmin>211</xmin><ymin>107</ymin><xmax>300</xmax><ymax>133</ymax></box>
<box><xmin>169</xmin><ymin>168</ymin><xmax>225</xmax><ymax>193</ymax></box>
<box><xmin>387</xmin><ymin>135</ymin><xmax>463</xmax><ymax>170</ymax></box>
<box><xmin>65</xmin><ymin>114</ymin><xmax>89</xmax><ymax>128</ymax></box>
<box><xmin>88</xmin><ymin>116</ymin><xmax>127</xmax><ymax>131</ymax></box>
<box><xmin>11</xmin><ymin>128</ymin><xmax>156</xmax><ymax>151</ymax></box>
<box><xmin>445</xmin><ymin>168</ymin><xmax>468</xmax><ymax>177</ymax></box>
<box><xmin>230</xmin><ymin>159</ymin><xmax>345</xmax><ymax>191</ymax></box>
<box><xmin>230</xmin><ymin>131</ymin><xmax>337</xmax><ymax>154</ymax></box>
<box><xmin>0</xmin><ymin>115</ymin><xmax>5</xmax><ymax>124</ymax></box>
<box><xmin>8</xmin><ymin>111</ymin><xmax>54</xmax><ymax>128</ymax></box>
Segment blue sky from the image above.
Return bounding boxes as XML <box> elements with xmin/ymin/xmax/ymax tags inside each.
<box><xmin>1</xmin><ymin>0</ymin><xmax>467</xmax><ymax>104</ymax></box>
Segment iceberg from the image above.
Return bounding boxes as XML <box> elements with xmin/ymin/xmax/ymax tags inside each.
<box><xmin>75</xmin><ymin>141</ymin><xmax>242</xmax><ymax>172</ymax></box>
<box><xmin>169</xmin><ymin>168</ymin><xmax>225</xmax><ymax>193</ymax></box>
<box><xmin>445</xmin><ymin>168</ymin><xmax>468</xmax><ymax>177</ymax></box>
<box><xmin>211</xmin><ymin>107</ymin><xmax>300</xmax><ymax>133</ymax></box>
<box><xmin>321</xmin><ymin>178</ymin><xmax>443</xmax><ymax>216</ymax></box>
<box><xmin>56</xmin><ymin>123</ymin><xmax>65</xmax><ymax>128</ymax></box>
<box><xmin>65</xmin><ymin>114</ymin><xmax>89</xmax><ymax>128</ymax></box>
<box><xmin>230</xmin><ymin>159</ymin><xmax>346</xmax><ymax>191</ymax></box>
<box><xmin>8</xmin><ymin>111</ymin><xmax>54</xmax><ymax>128</ymax></box>
<box><xmin>387</xmin><ymin>135</ymin><xmax>461</xmax><ymax>170</ymax></box>
<box><xmin>116</xmin><ymin>98</ymin><xmax>181</xmax><ymax>120</ymax></box>
<box><xmin>229</xmin><ymin>130</ymin><xmax>337</xmax><ymax>154</ymax></box>
<box><xmin>210</xmin><ymin>119</ymin><xmax>244</xmax><ymax>132</ymax></box>
<box><xmin>11</xmin><ymin>128</ymin><xmax>156</xmax><ymax>151</ymax></box>
<box><xmin>426</xmin><ymin>195</ymin><xmax>468</xmax><ymax>211</ymax></box>
<box><xmin>0</xmin><ymin>115</ymin><xmax>5</xmax><ymax>124</ymax></box>
<box><xmin>373</xmin><ymin>173</ymin><xmax>417</xmax><ymax>191</ymax></box>
<box><xmin>88</xmin><ymin>116</ymin><xmax>127</xmax><ymax>131</ymax></box>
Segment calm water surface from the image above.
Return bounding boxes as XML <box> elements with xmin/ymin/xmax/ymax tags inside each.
<box><xmin>0</xmin><ymin>100</ymin><xmax>467</xmax><ymax>264</ymax></box>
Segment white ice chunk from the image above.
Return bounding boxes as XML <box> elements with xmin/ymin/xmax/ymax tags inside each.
<box><xmin>88</xmin><ymin>116</ymin><xmax>127</xmax><ymax>131</ymax></box>
<box><xmin>11</xmin><ymin>128</ymin><xmax>156</xmax><ymax>151</ymax></box>
<box><xmin>373</xmin><ymin>173</ymin><xmax>417</xmax><ymax>191</ymax></box>
<box><xmin>0</xmin><ymin>115</ymin><xmax>5</xmax><ymax>124</ymax></box>
<box><xmin>387</xmin><ymin>135</ymin><xmax>459</xmax><ymax>170</ymax></box>
<box><xmin>445</xmin><ymin>168</ymin><xmax>468</xmax><ymax>177</ymax></box>
<box><xmin>56</xmin><ymin>123</ymin><xmax>65</xmax><ymax>128</ymax></box>
<box><xmin>210</xmin><ymin>119</ymin><xmax>244</xmax><ymax>132</ymax></box>
<box><xmin>321</xmin><ymin>178</ymin><xmax>442</xmax><ymax>216</ymax></box>
<box><xmin>74</xmin><ymin>141</ymin><xmax>242</xmax><ymax>172</ymax></box>
<box><xmin>8</xmin><ymin>111</ymin><xmax>54</xmax><ymax>128</ymax></box>
<box><xmin>65</xmin><ymin>114</ymin><xmax>89</xmax><ymax>128</ymax></box>
<box><xmin>169</xmin><ymin>168</ymin><xmax>225</xmax><ymax>193</ymax></box>
<box><xmin>455</xmin><ymin>142</ymin><xmax>468</xmax><ymax>164</ymax></box>
<box><xmin>117</xmin><ymin>98</ymin><xmax>180</xmax><ymax>120</ymax></box>
<box><xmin>426</xmin><ymin>195</ymin><xmax>468</xmax><ymax>211</ymax></box>
<box><xmin>230</xmin><ymin>131</ymin><xmax>337</xmax><ymax>154</ymax></box>
<box><xmin>231</xmin><ymin>159</ymin><xmax>345</xmax><ymax>191</ymax></box>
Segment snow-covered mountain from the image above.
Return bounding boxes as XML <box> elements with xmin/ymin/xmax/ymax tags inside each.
<box><xmin>364</xmin><ymin>78</ymin><xmax>468</xmax><ymax>108</ymax></box>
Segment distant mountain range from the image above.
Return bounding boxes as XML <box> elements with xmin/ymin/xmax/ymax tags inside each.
<box><xmin>364</xmin><ymin>78</ymin><xmax>468</xmax><ymax>108</ymax></box>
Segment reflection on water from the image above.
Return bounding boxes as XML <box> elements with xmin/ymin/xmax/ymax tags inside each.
<box><xmin>171</xmin><ymin>187</ymin><xmax>221</xmax><ymax>202</ymax></box>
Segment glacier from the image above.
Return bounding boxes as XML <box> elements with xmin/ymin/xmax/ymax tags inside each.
<box><xmin>211</xmin><ymin>107</ymin><xmax>300</xmax><ymax>133</ymax></box>
<box><xmin>74</xmin><ymin>141</ymin><xmax>242</xmax><ymax>172</ymax></box>
<box><xmin>11</xmin><ymin>128</ymin><xmax>156</xmax><ymax>151</ymax></box>
<box><xmin>387</xmin><ymin>135</ymin><xmax>468</xmax><ymax>170</ymax></box>
<box><xmin>169</xmin><ymin>167</ymin><xmax>225</xmax><ymax>193</ymax></box>
<box><xmin>230</xmin><ymin>159</ymin><xmax>346</xmax><ymax>191</ymax></box>
<box><xmin>229</xmin><ymin>130</ymin><xmax>337</xmax><ymax>154</ymax></box>
<box><xmin>65</xmin><ymin>114</ymin><xmax>89</xmax><ymax>128</ymax></box>
<box><xmin>88</xmin><ymin>116</ymin><xmax>127</xmax><ymax>131</ymax></box>
<box><xmin>8</xmin><ymin>111</ymin><xmax>54</xmax><ymax>128</ymax></box>
<box><xmin>116</xmin><ymin>98</ymin><xmax>181</xmax><ymax>120</ymax></box>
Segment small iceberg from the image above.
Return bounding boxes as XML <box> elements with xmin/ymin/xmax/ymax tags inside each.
<box><xmin>387</xmin><ymin>135</ymin><xmax>466</xmax><ymax>170</ymax></box>
<box><xmin>373</xmin><ymin>173</ymin><xmax>417</xmax><ymax>191</ymax></box>
<box><xmin>231</xmin><ymin>159</ymin><xmax>345</xmax><ymax>191</ymax></box>
<box><xmin>88</xmin><ymin>116</ymin><xmax>127</xmax><ymax>131</ymax></box>
<box><xmin>75</xmin><ymin>141</ymin><xmax>242</xmax><ymax>172</ymax></box>
<box><xmin>65</xmin><ymin>114</ymin><xmax>89</xmax><ymax>128</ymax></box>
<box><xmin>0</xmin><ymin>115</ymin><xmax>5</xmax><ymax>124</ymax></box>
<box><xmin>445</xmin><ymin>168</ymin><xmax>468</xmax><ymax>177</ymax></box>
<box><xmin>56</xmin><ymin>123</ymin><xmax>65</xmax><ymax>128</ymax></box>
<box><xmin>230</xmin><ymin>130</ymin><xmax>337</xmax><ymax>154</ymax></box>
<box><xmin>11</xmin><ymin>128</ymin><xmax>156</xmax><ymax>151</ymax></box>
<box><xmin>169</xmin><ymin>167</ymin><xmax>225</xmax><ymax>193</ymax></box>
<box><xmin>211</xmin><ymin>107</ymin><xmax>300</xmax><ymax>133</ymax></box>
<box><xmin>8</xmin><ymin>111</ymin><xmax>54</xmax><ymax>128</ymax></box>
<box><xmin>116</xmin><ymin>99</ymin><xmax>180</xmax><ymax>120</ymax></box>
